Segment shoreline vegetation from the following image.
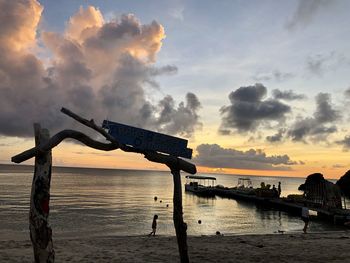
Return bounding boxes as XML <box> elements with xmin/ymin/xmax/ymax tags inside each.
<box><xmin>2</xmin><ymin>232</ymin><xmax>350</xmax><ymax>262</ymax></box>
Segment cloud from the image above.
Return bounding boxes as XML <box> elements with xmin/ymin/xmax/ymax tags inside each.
<box><xmin>156</xmin><ymin>92</ymin><xmax>202</xmax><ymax>136</ymax></box>
<box><xmin>306</xmin><ymin>53</ymin><xmax>333</xmax><ymax>76</ymax></box>
<box><xmin>169</xmin><ymin>6</ymin><xmax>185</xmax><ymax>21</ymax></box>
<box><xmin>0</xmin><ymin>1</ymin><xmax>201</xmax><ymax>138</ymax></box>
<box><xmin>307</xmin><ymin>54</ymin><xmax>327</xmax><ymax>76</ymax></box>
<box><xmin>272</xmin><ymin>89</ymin><xmax>306</xmax><ymax>101</ymax></box>
<box><xmin>288</xmin><ymin>93</ymin><xmax>340</xmax><ymax>141</ymax></box>
<box><xmin>73</xmin><ymin>151</ymin><xmax>114</xmax><ymax>157</ymax></box>
<box><xmin>253</xmin><ymin>70</ymin><xmax>294</xmax><ymax>82</ymax></box>
<box><xmin>306</xmin><ymin>52</ymin><xmax>348</xmax><ymax>76</ymax></box>
<box><xmin>333</xmin><ymin>164</ymin><xmax>346</xmax><ymax>168</ymax></box>
<box><xmin>219</xmin><ymin>84</ymin><xmax>291</xmax><ymax>134</ymax></box>
<box><xmin>0</xmin><ymin>0</ymin><xmax>43</xmax><ymax>51</ymax></box>
<box><xmin>313</xmin><ymin>93</ymin><xmax>340</xmax><ymax>123</ymax></box>
<box><xmin>286</xmin><ymin>0</ymin><xmax>331</xmax><ymax>31</ymax></box>
<box><xmin>193</xmin><ymin>144</ymin><xmax>298</xmax><ymax>171</ymax></box>
<box><xmin>266</xmin><ymin>129</ymin><xmax>286</xmax><ymax>143</ymax></box>
<box><xmin>345</xmin><ymin>87</ymin><xmax>350</xmax><ymax>99</ymax></box>
<box><xmin>336</xmin><ymin>135</ymin><xmax>350</xmax><ymax>150</ymax></box>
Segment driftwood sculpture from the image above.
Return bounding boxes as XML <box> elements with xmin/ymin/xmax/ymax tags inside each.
<box><xmin>12</xmin><ymin>107</ymin><xmax>195</xmax><ymax>263</ymax></box>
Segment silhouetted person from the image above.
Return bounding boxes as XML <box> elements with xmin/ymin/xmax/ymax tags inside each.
<box><xmin>301</xmin><ymin>205</ymin><xmax>310</xmax><ymax>233</ymax></box>
<box><xmin>149</xmin><ymin>214</ymin><xmax>158</xmax><ymax>236</ymax></box>
<box><xmin>272</xmin><ymin>184</ymin><xmax>278</xmax><ymax>197</ymax></box>
<box><xmin>278</xmin><ymin>182</ymin><xmax>281</xmax><ymax>197</ymax></box>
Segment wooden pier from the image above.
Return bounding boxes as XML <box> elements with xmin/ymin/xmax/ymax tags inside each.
<box><xmin>210</xmin><ymin>187</ymin><xmax>350</xmax><ymax>225</ymax></box>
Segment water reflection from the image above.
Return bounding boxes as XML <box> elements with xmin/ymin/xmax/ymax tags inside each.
<box><xmin>0</xmin><ymin>168</ymin><xmax>348</xmax><ymax>240</ymax></box>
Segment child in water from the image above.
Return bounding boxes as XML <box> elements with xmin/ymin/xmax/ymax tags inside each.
<box><xmin>149</xmin><ymin>214</ymin><xmax>158</xmax><ymax>236</ymax></box>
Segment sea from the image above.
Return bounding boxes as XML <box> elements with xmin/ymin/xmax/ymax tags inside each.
<box><xmin>0</xmin><ymin>164</ymin><xmax>347</xmax><ymax>241</ymax></box>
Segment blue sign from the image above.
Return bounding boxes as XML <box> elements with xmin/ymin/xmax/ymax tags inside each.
<box><xmin>102</xmin><ymin>120</ymin><xmax>193</xmax><ymax>159</ymax></box>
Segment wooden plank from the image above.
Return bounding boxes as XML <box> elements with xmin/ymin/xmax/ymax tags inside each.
<box><xmin>102</xmin><ymin>120</ymin><xmax>193</xmax><ymax>159</ymax></box>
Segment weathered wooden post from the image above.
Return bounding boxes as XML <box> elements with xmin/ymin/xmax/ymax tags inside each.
<box><xmin>29</xmin><ymin>124</ymin><xmax>55</xmax><ymax>262</ymax></box>
<box><xmin>171</xmin><ymin>168</ymin><xmax>189</xmax><ymax>263</ymax></box>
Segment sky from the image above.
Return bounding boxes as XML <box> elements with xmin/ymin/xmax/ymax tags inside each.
<box><xmin>0</xmin><ymin>0</ymin><xmax>349</xmax><ymax>179</ymax></box>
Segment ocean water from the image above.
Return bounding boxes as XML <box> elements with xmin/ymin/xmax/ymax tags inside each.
<box><xmin>0</xmin><ymin>164</ymin><xmax>347</xmax><ymax>240</ymax></box>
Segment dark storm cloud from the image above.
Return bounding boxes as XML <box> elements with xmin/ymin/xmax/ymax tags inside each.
<box><xmin>288</xmin><ymin>93</ymin><xmax>340</xmax><ymax>141</ymax></box>
<box><xmin>266</xmin><ymin>129</ymin><xmax>286</xmax><ymax>143</ymax></box>
<box><xmin>156</xmin><ymin>92</ymin><xmax>202</xmax><ymax>136</ymax></box>
<box><xmin>0</xmin><ymin>2</ymin><xmax>201</xmax><ymax>138</ymax></box>
<box><xmin>272</xmin><ymin>89</ymin><xmax>306</xmax><ymax>101</ymax></box>
<box><xmin>336</xmin><ymin>135</ymin><xmax>350</xmax><ymax>150</ymax></box>
<box><xmin>286</xmin><ymin>0</ymin><xmax>331</xmax><ymax>31</ymax></box>
<box><xmin>193</xmin><ymin>144</ymin><xmax>298</xmax><ymax>171</ymax></box>
<box><xmin>313</xmin><ymin>93</ymin><xmax>340</xmax><ymax>123</ymax></box>
<box><xmin>219</xmin><ymin>84</ymin><xmax>291</xmax><ymax>134</ymax></box>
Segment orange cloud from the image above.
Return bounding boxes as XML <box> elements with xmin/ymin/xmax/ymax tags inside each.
<box><xmin>0</xmin><ymin>2</ymin><xmax>201</xmax><ymax>141</ymax></box>
<box><xmin>0</xmin><ymin>0</ymin><xmax>42</xmax><ymax>51</ymax></box>
<box><xmin>66</xmin><ymin>6</ymin><xmax>104</xmax><ymax>44</ymax></box>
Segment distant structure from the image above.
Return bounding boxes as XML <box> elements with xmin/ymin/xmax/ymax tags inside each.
<box><xmin>336</xmin><ymin>170</ymin><xmax>350</xmax><ymax>198</ymax></box>
<box><xmin>299</xmin><ymin>173</ymin><xmax>342</xmax><ymax>209</ymax></box>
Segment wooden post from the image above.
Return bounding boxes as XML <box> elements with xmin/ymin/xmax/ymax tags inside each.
<box><xmin>29</xmin><ymin>124</ymin><xmax>55</xmax><ymax>262</ymax></box>
<box><xmin>171</xmin><ymin>168</ymin><xmax>189</xmax><ymax>263</ymax></box>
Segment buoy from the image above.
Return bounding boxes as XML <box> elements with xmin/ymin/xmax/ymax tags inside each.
<box><xmin>198</xmin><ymin>220</ymin><xmax>202</xmax><ymax>224</ymax></box>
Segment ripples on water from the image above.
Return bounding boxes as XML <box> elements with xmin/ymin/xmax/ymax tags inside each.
<box><xmin>0</xmin><ymin>165</ymin><xmax>346</xmax><ymax>240</ymax></box>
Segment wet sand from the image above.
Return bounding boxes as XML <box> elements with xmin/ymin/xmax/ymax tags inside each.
<box><xmin>2</xmin><ymin>232</ymin><xmax>350</xmax><ymax>262</ymax></box>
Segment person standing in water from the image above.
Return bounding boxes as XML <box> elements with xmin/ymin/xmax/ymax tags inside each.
<box><xmin>149</xmin><ymin>214</ymin><xmax>158</xmax><ymax>236</ymax></box>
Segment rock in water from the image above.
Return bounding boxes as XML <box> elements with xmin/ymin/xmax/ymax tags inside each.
<box><xmin>299</xmin><ymin>172</ymin><xmax>342</xmax><ymax>208</ymax></box>
<box><xmin>336</xmin><ymin>170</ymin><xmax>350</xmax><ymax>197</ymax></box>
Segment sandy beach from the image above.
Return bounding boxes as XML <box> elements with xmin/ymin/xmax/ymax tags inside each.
<box><xmin>2</xmin><ymin>231</ymin><xmax>350</xmax><ymax>262</ymax></box>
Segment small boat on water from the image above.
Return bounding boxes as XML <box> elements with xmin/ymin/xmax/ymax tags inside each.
<box><xmin>234</xmin><ymin>178</ymin><xmax>255</xmax><ymax>195</ymax></box>
<box><xmin>214</xmin><ymin>177</ymin><xmax>256</xmax><ymax>198</ymax></box>
<box><xmin>185</xmin><ymin>175</ymin><xmax>216</xmax><ymax>197</ymax></box>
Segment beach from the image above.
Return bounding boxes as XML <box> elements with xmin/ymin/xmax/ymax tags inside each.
<box><xmin>2</xmin><ymin>232</ymin><xmax>350</xmax><ymax>262</ymax></box>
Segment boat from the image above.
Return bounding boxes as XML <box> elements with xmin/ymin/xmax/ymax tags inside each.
<box><xmin>185</xmin><ymin>175</ymin><xmax>216</xmax><ymax>197</ymax></box>
<box><xmin>234</xmin><ymin>178</ymin><xmax>255</xmax><ymax>195</ymax></box>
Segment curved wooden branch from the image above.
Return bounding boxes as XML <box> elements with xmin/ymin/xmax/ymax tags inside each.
<box><xmin>145</xmin><ymin>152</ymin><xmax>196</xmax><ymax>175</ymax></box>
<box><xmin>12</xmin><ymin>108</ymin><xmax>197</xmax><ymax>174</ymax></box>
<box><xmin>61</xmin><ymin>107</ymin><xmax>119</xmax><ymax>145</ymax></box>
<box><xmin>11</xmin><ymin>130</ymin><xmax>119</xmax><ymax>164</ymax></box>
<box><xmin>61</xmin><ymin>107</ymin><xmax>143</xmax><ymax>154</ymax></box>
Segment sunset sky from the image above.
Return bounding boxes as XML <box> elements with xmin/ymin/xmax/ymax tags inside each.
<box><xmin>0</xmin><ymin>0</ymin><xmax>349</xmax><ymax>178</ymax></box>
